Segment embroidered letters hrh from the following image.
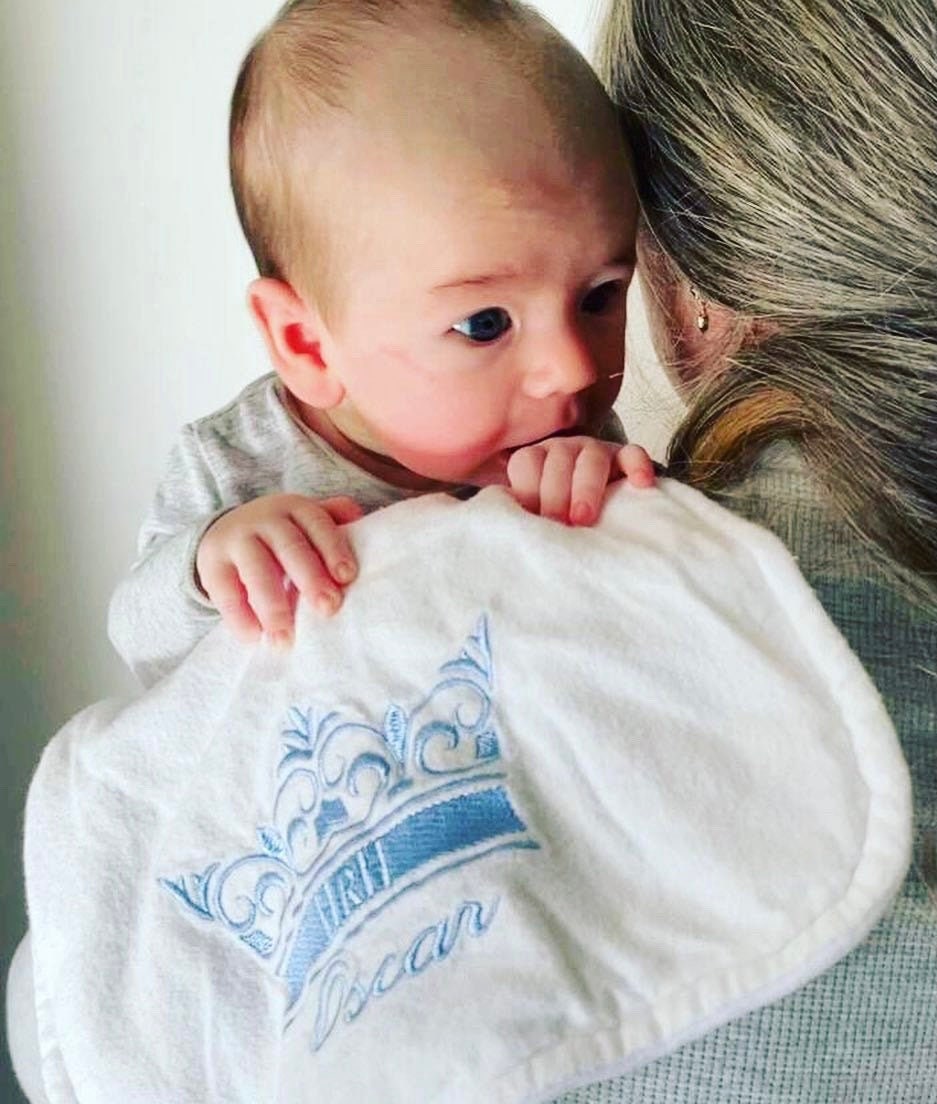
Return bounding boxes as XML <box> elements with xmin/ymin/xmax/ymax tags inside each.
<box><xmin>160</xmin><ymin>616</ymin><xmax>538</xmax><ymax>1041</ymax></box>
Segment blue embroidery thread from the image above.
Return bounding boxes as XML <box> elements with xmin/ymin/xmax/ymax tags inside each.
<box><xmin>159</xmin><ymin>615</ymin><xmax>536</xmax><ymax>1028</ymax></box>
<box><xmin>310</xmin><ymin>897</ymin><xmax>500</xmax><ymax>1051</ymax></box>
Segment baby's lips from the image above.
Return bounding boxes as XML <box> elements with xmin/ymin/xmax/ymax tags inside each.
<box><xmin>518</xmin><ymin>424</ymin><xmax>592</xmax><ymax>448</ymax></box>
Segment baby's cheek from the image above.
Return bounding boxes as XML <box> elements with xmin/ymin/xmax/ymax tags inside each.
<box><xmin>383</xmin><ymin>422</ymin><xmax>504</xmax><ymax>480</ymax></box>
<box><xmin>368</xmin><ymin>379</ymin><xmax>504</xmax><ymax>448</ymax></box>
<box><xmin>346</xmin><ymin>349</ymin><xmax>511</xmax><ymax>476</ymax></box>
<box><xmin>373</xmin><ymin>402</ymin><xmax>506</xmax><ymax>480</ymax></box>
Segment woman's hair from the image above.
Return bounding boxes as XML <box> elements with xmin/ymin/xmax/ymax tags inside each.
<box><xmin>599</xmin><ymin>0</ymin><xmax>937</xmax><ymax>590</ymax></box>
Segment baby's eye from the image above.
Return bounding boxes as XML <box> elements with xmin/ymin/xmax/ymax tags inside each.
<box><xmin>451</xmin><ymin>307</ymin><xmax>512</xmax><ymax>343</ymax></box>
<box><xmin>581</xmin><ymin>280</ymin><xmax>624</xmax><ymax>315</ymax></box>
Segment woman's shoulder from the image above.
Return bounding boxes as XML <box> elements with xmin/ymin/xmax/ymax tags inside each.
<box><xmin>711</xmin><ymin>441</ymin><xmax>858</xmax><ymax>573</ymax></box>
<box><xmin>712</xmin><ymin>440</ymin><xmax>933</xmax><ymax>612</ymax></box>
<box><xmin>711</xmin><ymin>438</ymin><xmax>935</xmax><ymax>783</ymax></box>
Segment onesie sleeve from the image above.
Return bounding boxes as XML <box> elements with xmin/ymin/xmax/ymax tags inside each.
<box><xmin>108</xmin><ymin>425</ymin><xmax>229</xmax><ymax>688</ymax></box>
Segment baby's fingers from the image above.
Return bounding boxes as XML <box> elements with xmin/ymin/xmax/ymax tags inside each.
<box><xmin>568</xmin><ymin>443</ymin><xmax>616</xmax><ymax>526</ymax></box>
<box><xmin>617</xmin><ymin>443</ymin><xmax>656</xmax><ymax>488</ymax></box>
<box><xmin>317</xmin><ymin>495</ymin><xmax>365</xmax><ymax>526</ymax></box>
<box><xmin>289</xmin><ymin>500</ymin><xmax>359</xmax><ymax>592</ymax></box>
<box><xmin>203</xmin><ymin>563</ymin><xmax>262</xmax><ymax>643</ymax></box>
<box><xmin>506</xmin><ymin>446</ymin><xmax>547</xmax><ymax>514</ymax></box>
<box><xmin>538</xmin><ymin>445</ymin><xmax>578</xmax><ymax>522</ymax></box>
<box><xmin>230</xmin><ymin>537</ymin><xmax>298</xmax><ymax>643</ymax></box>
<box><xmin>261</xmin><ymin>520</ymin><xmax>339</xmax><ymax>623</ymax></box>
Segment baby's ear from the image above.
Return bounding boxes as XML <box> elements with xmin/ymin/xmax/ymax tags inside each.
<box><xmin>246</xmin><ymin>278</ymin><xmax>345</xmax><ymax>409</ymax></box>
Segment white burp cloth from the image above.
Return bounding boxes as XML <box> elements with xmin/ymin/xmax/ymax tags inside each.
<box><xmin>23</xmin><ymin>482</ymin><xmax>910</xmax><ymax>1104</ymax></box>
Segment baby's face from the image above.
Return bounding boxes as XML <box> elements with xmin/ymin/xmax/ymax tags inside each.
<box><xmin>306</xmin><ymin>29</ymin><xmax>638</xmax><ymax>486</ymax></box>
<box><xmin>315</xmin><ymin>145</ymin><xmax>637</xmax><ymax>486</ymax></box>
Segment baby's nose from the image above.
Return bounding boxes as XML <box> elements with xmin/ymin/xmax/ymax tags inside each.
<box><xmin>524</xmin><ymin>330</ymin><xmax>598</xmax><ymax>398</ymax></box>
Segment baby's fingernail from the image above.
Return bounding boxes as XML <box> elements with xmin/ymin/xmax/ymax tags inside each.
<box><xmin>333</xmin><ymin>560</ymin><xmax>356</xmax><ymax>584</ymax></box>
<box><xmin>570</xmin><ymin>501</ymin><xmax>593</xmax><ymax>526</ymax></box>
<box><xmin>315</xmin><ymin>590</ymin><xmax>340</xmax><ymax>616</ymax></box>
<box><xmin>269</xmin><ymin>630</ymin><xmax>292</xmax><ymax>650</ymax></box>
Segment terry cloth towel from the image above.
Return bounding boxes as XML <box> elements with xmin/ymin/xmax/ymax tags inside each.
<box><xmin>23</xmin><ymin>482</ymin><xmax>910</xmax><ymax>1104</ymax></box>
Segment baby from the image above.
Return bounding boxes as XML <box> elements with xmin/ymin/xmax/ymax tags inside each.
<box><xmin>109</xmin><ymin>0</ymin><xmax>652</xmax><ymax>687</ymax></box>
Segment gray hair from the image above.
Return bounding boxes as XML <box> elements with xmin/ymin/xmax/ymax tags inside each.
<box><xmin>599</xmin><ymin>0</ymin><xmax>937</xmax><ymax>595</ymax></box>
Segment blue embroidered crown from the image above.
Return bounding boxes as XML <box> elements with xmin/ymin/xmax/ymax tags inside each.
<box><xmin>160</xmin><ymin>615</ymin><xmax>536</xmax><ymax>1013</ymax></box>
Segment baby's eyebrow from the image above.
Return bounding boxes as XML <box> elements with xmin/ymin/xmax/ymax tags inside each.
<box><xmin>431</xmin><ymin>257</ymin><xmax>635</xmax><ymax>294</ymax></box>
<box><xmin>431</xmin><ymin>267</ymin><xmax>521</xmax><ymax>293</ymax></box>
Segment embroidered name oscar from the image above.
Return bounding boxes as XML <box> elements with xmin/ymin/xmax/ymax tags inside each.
<box><xmin>311</xmin><ymin>897</ymin><xmax>499</xmax><ymax>1050</ymax></box>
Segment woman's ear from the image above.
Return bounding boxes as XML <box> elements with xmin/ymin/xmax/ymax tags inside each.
<box><xmin>246</xmin><ymin>278</ymin><xmax>346</xmax><ymax>409</ymax></box>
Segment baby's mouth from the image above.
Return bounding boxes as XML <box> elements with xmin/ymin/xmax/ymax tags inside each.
<box><xmin>514</xmin><ymin>421</ymin><xmax>595</xmax><ymax>450</ymax></box>
<box><xmin>498</xmin><ymin>402</ymin><xmax>601</xmax><ymax>464</ymax></box>
<box><xmin>474</xmin><ymin>421</ymin><xmax>595</xmax><ymax>487</ymax></box>
<box><xmin>549</xmin><ymin>423</ymin><xmax>594</xmax><ymax>439</ymax></box>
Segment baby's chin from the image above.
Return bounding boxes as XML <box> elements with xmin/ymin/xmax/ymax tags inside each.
<box><xmin>388</xmin><ymin>443</ymin><xmax>509</xmax><ymax>489</ymax></box>
<box><xmin>451</xmin><ymin>446</ymin><xmax>520</xmax><ymax>489</ymax></box>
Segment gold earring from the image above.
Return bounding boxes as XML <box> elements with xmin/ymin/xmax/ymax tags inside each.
<box><xmin>690</xmin><ymin>285</ymin><xmax>709</xmax><ymax>333</ymax></box>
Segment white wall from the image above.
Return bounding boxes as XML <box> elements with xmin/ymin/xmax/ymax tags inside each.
<box><xmin>0</xmin><ymin>3</ymin><xmax>676</xmax><ymax>1093</ymax></box>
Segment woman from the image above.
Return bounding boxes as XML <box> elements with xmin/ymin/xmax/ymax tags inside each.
<box><xmin>554</xmin><ymin>0</ymin><xmax>936</xmax><ymax>1100</ymax></box>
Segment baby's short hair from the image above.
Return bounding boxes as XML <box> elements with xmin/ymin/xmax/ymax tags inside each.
<box><xmin>230</xmin><ymin>0</ymin><xmax>617</xmax><ymax>314</ymax></box>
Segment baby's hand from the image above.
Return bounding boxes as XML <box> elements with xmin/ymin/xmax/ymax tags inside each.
<box><xmin>506</xmin><ymin>437</ymin><xmax>655</xmax><ymax>525</ymax></box>
<box><xmin>195</xmin><ymin>494</ymin><xmax>363</xmax><ymax>645</ymax></box>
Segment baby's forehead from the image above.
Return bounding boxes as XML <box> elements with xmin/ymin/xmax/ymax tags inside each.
<box><xmin>308</xmin><ymin>125</ymin><xmax>637</xmax><ymax>294</ymax></box>
<box><xmin>259</xmin><ymin>5</ymin><xmax>635</xmax><ymax>205</ymax></box>
<box><xmin>301</xmin><ymin>43</ymin><xmax>637</xmax><ymax>262</ymax></box>
<box><xmin>347</xmin><ymin>21</ymin><xmax>617</xmax><ymax>146</ymax></box>
<box><xmin>311</xmin><ymin>103</ymin><xmax>634</xmax><ymax>240</ymax></box>
<box><xmin>305</xmin><ymin>24</ymin><xmax>630</xmax><ymax>201</ymax></box>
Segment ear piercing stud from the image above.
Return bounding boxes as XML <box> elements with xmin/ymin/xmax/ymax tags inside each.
<box><xmin>690</xmin><ymin>285</ymin><xmax>709</xmax><ymax>332</ymax></box>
